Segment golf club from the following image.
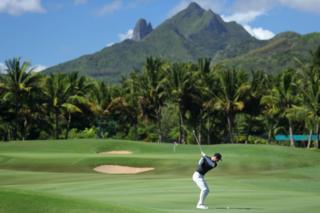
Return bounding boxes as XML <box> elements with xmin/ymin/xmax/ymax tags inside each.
<box><xmin>192</xmin><ymin>130</ymin><xmax>203</xmax><ymax>153</ymax></box>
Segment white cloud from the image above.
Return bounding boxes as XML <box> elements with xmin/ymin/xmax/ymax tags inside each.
<box><xmin>244</xmin><ymin>25</ymin><xmax>275</xmax><ymax>40</ymax></box>
<box><xmin>222</xmin><ymin>10</ymin><xmax>265</xmax><ymax>24</ymax></box>
<box><xmin>221</xmin><ymin>10</ymin><xmax>275</xmax><ymax>40</ymax></box>
<box><xmin>228</xmin><ymin>0</ymin><xmax>320</xmax><ymax>39</ymax></box>
<box><xmin>32</xmin><ymin>64</ymin><xmax>46</xmax><ymax>72</ymax></box>
<box><xmin>230</xmin><ymin>0</ymin><xmax>272</xmax><ymax>14</ymax></box>
<box><xmin>118</xmin><ymin>29</ymin><xmax>134</xmax><ymax>41</ymax></box>
<box><xmin>0</xmin><ymin>0</ymin><xmax>46</xmax><ymax>15</ymax></box>
<box><xmin>106</xmin><ymin>28</ymin><xmax>133</xmax><ymax>47</ymax></box>
<box><xmin>278</xmin><ymin>0</ymin><xmax>320</xmax><ymax>13</ymax></box>
<box><xmin>231</xmin><ymin>0</ymin><xmax>320</xmax><ymax>14</ymax></box>
<box><xmin>97</xmin><ymin>0</ymin><xmax>122</xmax><ymax>16</ymax></box>
<box><xmin>106</xmin><ymin>28</ymin><xmax>133</xmax><ymax>48</ymax></box>
<box><xmin>73</xmin><ymin>0</ymin><xmax>87</xmax><ymax>6</ymax></box>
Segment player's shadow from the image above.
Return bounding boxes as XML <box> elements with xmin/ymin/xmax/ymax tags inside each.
<box><xmin>215</xmin><ymin>207</ymin><xmax>263</xmax><ymax>210</ymax></box>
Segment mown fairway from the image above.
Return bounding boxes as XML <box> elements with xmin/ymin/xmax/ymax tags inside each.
<box><xmin>0</xmin><ymin>139</ymin><xmax>319</xmax><ymax>213</ymax></box>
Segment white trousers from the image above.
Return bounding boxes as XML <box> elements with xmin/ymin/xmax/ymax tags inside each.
<box><xmin>192</xmin><ymin>171</ymin><xmax>210</xmax><ymax>205</ymax></box>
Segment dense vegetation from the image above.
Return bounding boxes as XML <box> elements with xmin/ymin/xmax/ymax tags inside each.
<box><xmin>222</xmin><ymin>32</ymin><xmax>320</xmax><ymax>74</ymax></box>
<box><xmin>1</xmin><ymin>46</ymin><xmax>320</xmax><ymax>148</ymax></box>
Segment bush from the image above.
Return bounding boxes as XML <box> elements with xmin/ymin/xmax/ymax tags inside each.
<box><xmin>168</xmin><ymin>126</ymin><xmax>180</xmax><ymax>142</ymax></box>
<box><xmin>113</xmin><ymin>132</ymin><xmax>127</xmax><ymax>139</ymax></box>
<box><xmin>126</xmin><ymin>126</ymin><xmax>139</xmax><ymax>140</ymax></box>
<box><xmin>137</xmin><ymin>122</ymin><xmax>158</xmax><ymax>142</ymax></box>
<box><xmin>68</xmin><ymin>128</ymin><xmax>97</xmax><ymax>139</ymax></box>
<box><xmin>38</xmin><ymin>131</ymin><xmax>50</xmax><ymax>140</ymax></box>
<box><xmin>161</xmin><ymin>103</ymin><xmax>179</xmax><ymax>142</ymax></box>
<box><xmin>234</xmin><ymin>135</ymin><xmax>268</xmax><ymax>144</ymax></box>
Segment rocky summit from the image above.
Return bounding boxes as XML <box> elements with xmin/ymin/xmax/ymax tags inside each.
<box><xmin>132</xmin><ymin>19</ymin><xmax>153</xmax><ymax>41</ymax></box>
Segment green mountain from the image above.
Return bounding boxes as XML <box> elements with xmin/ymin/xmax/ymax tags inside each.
<box><xmin>220</xmin><ymin>32</ymin><xmax>320</xmax><ymax>72</ymax></box>
<box><xmin>44</xmin><ymin>2</ymin><xmax>320</xmax><ymax>81</ymax></box>
<box><xmin>44</xmin><ymin>2</ymin><xmax>262</xmax><ymax>82</ymax></box>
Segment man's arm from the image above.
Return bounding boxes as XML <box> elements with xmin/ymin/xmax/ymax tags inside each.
<box><xmin>201</xmin><ymin>151</ymin><xmax>210</xmax><ymax>159</ymax></box>
<box><xmin>201</xmin><ymin>152</ymin><xmax>215</xmax><ymax>167</ymax></box>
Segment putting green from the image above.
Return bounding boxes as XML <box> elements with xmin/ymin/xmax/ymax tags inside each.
<box><xmin>0</xmin><ymin>139</ymin><xmax>319</xmax><ymax>213</ymax></box>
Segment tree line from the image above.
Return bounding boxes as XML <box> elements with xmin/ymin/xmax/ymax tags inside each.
<box><xmin>0</xmin><ymin>46</ymin><xmax>320</xmax><ymax>148</ymax></box>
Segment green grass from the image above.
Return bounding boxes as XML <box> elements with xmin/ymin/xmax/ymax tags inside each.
<box><xmin>0</xmin><ymin>139</ymin><xmax>319</xmax><ymax>213</ymax></box>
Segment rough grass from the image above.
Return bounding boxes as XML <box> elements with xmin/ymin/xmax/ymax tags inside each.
<box><xmin>0</xmin><ymin>139</ymin><xmax>319</xmax><ymax>213</ymax></box>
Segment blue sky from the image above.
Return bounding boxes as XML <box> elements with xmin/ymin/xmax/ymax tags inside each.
<box><xmin>0</xmin><ymin>0</ymin><xmax>320</xmax><ymax>71</ymax></box>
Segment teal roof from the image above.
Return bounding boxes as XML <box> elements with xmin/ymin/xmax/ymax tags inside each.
<box><xmin>275</xmin><ymin>134</ymin><xmax>318</xmax><ymax>141</ymax></box>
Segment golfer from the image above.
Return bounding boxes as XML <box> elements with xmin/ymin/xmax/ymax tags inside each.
<box><xmin>192</xmin><ymin>151</ymin><xmax>222</xmax><ymax>209</ymax></box>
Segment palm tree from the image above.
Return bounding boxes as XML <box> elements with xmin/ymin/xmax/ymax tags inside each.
<box><xmin>121</xmin><ymin>71</ymin><xmax>140</xmax><ymax>107</ymax></box>
<box><xmin>90</xmin><ymin>81</ymin><xmax>113</xmax><ymax>138</ymax></box>
<box><xmin>286</xmin><ymin>106</ymin><xmax>315</xmax><ymax>148</ymax></box>
<box><xmin>105</xmin><ymin>96</ymin><xmax>137</xmax><ymax>135</ymax></box>
<box><xmin>64</xmin><ymin>73</ymin><xmax>95</xmax><ymax>139</ymax></box>
<box><xmin>242</xmin><ymin>70</ymin><xmax>270</xmax><ymax>143</ymax></box>
<box><xmin>166</xmin><ymin>62</ymin><xmax>199</xmax><ymax>144</ymax></box>
<box><xmin>120</xmin><ymin>71</ymin><xmax>140</xmax><ymax>124</ymax></box>
<box><xmin>201</xmin><ymin>63</ymin><xmax>221</xmax><ymax>145</ymax></box>
<box><xmin>0</xmin><ymin>58</ymin><xmax>42</xmax><ymax>140</ymax></box>
<box><xmin>295</xmin><ymin>46</ymin><xmax>320</xmax><ymax>148</ymax></box>
<box><xmin>197</xmin><ymin>58</ymin><xmax>211</xmax><ymax>143</ymax></box>
<box><xmin>139</xmin><ymin>57</ymin><xmax>167</xmax><ymax>142</ymax></box>
<box><xmin>213</xmin><ymin>67</ymin><xmax>250</xmax><ymax>143</ymax></box>
<box><xmin>91</xmin><ymin>81</ymin><xmax>112</xmax><ymax>111</ymax></box>
<box><xmin>261</xmin><ymin>69</ymin><xmax>298</xmax><ymax>147</ymax></box>
<box><xmin>44</xmin><ymin>73</ymin><xmax>84</xmax><ymax>139</ymax></box>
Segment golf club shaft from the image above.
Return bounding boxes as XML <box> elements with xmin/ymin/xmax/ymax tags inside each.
<box><xmin>192</xmin><ymin>130</ymin><xmax>203</xmax><ymax>153</ymax></box>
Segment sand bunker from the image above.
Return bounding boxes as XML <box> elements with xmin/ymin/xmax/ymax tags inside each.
<box><xmin>98</xmin><ymin>150</ymin><xmax>132</xmax><ymax>155</ymax></box>
<box><xmin>94</xmin><ymin>165</ymin><xmax>154</xmax><ymax>174</ymax></box>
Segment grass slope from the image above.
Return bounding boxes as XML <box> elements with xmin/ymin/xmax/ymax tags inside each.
<box><xmin>0</xmin><ymin>139</ymin><xmax>319</xmax><ymax>213</ymax></box>
<box><xmin>221</xmin><ymin>32</ymin><xmax>320</xmax><ymax>73</ymax></box>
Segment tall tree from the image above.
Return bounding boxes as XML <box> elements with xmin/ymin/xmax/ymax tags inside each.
<box><xmin>201</xmin><ymin>62</ymin><xmax>221</xmax><ymax>145</ymax></box>
<box><xmin>44</xmin><ymin>73</ymin><xmax>83</xmax><ymax>139</ymax></box>
<box><xmin>261</xmin><ymin>69</ymin><xmax>299</xmax><ymax>147</ymax></box>
<box><xmin>166</xmin><ymin>62</ymin><xmax>199</xmax><ymax>144</ymax></box>
<box><xmin>90</xmin><ymin>81</ymin><xmax>113</xmax><ymax>137</ymax></box>
<box><xmin>64</xmin><ymin>73</ymin><xmax>94</xmax><ymax>139</ymax></box>
<box><xmin>139</xmin><ymin>57</ymin><xmax>167</xmax><ymax>142</ymax></box>
<box><xmin>242</xmin><ymin>70</ymin><xmax>270</xmax><ymax>143</ymax></box>
<box><xmin>286</xmin><ymin>106</ymin><xmax>315</xmax><ymax>148</ymax></box>
<box><xmin>196</xmin><ymin>58</ymin><xmax>211</xmax><ymax>143</ymax></box>
<box><xmin>260</xmin><ymin>93</ymin><xmax>281</xmax><ymax>144</ymax></box>
<box><xmin>120</xmin><ymin>71</ymin><xmax>140</xmax><ymax>128</ymax></box>
<box><xmin>0</xmin><ymin>58</ymin><xmax>42</xmax><ymax>140</ymax></box>
<box><xmin>213</xmin><ymin>67</ymin><xmax>250</xmax><ymax>143</ymax></box>
<box><xmin>295</xmin><ymin>46</ymin><xmax>320</xmax><ymax>148</ymax></box>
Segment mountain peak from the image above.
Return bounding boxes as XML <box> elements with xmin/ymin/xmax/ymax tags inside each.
<box><xmin>132</xmin><ymin>18</ymin><xmax>153</xmax><ymax>41</ymax></box>
<box><xmin>187</xmin><ymin>2</ymin><xmax>203</xmax><ymax>11</ymax></box>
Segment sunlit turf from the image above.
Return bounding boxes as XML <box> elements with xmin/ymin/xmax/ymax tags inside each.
<box><xmin>0</xmin><ymin>139</ymin><xmax>319</xmax><ymax>213</ymax></box>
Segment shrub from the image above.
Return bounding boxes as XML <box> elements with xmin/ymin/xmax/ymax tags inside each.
<box><xmin>68</xmin><ymin>128</ymin><xmax>97</xmax><ymax>139</ymax></box>
<box><xmin>234</xmin><ymin>135</ymin><xmax>268</xmax><ymax>144</ymax></box>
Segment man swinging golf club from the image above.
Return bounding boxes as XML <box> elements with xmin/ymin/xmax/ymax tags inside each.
<box><xmin>192</xmin><ymin>130</ymin><xmax>222</xmax><ymax>210</ymax></box>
